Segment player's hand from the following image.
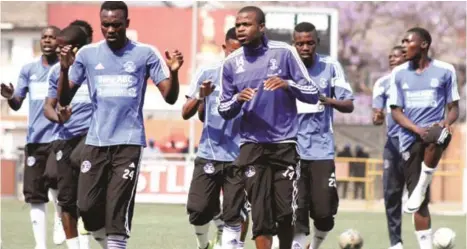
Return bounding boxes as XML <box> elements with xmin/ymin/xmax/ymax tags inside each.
<box><xmin>1</xmin><ymin>82</ymin><xmax>15</xmax><ymax>100</ymax></box>
<box><xmin>264</xmin><ymin>76</ymin><xmax>288</xmax><ymax>91</ymax></box>
<box><xmin>319</xmin><ymin>95</ymin><xmax>334</xmax><ymax>105</ymax></box>
<box><xmin>437</xmin><ymin>120</ymin><xmax>452</xmax><ymax>134</ymax></box>
<box><xmin>373</xmin><ymin>111</ymin><xmax>385</xmax><ymax>125</ymax></box>
<box><xmin>57</xmin><ymin>104</ymin><xmax>72</xmax><ymax>123</ymax></box>
<box><xmin>237</xmin><ymin>88</ymin><xmax>257</xmax><ymax>103</ymax></box>
<box><xmin>165</xmin><ymin>50</ymin><xmax>184</xmax><ymax>72</ymax></box>
<box><xmin>60</xmin><ymin>45</ymin><xmax>76</xmax><ymax>70</ymax></box>
<box><xmin>415</xmin><ymin>126</ymin><xmax>429</xmax><ymax>141</ymax></box>
<box><xmin>199</xmin><ymin>80</ymin><xmax>215</xmax><ymax>99</ymax></box>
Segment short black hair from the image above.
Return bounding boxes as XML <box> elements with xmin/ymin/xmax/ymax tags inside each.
<box><xmin>294</xmin><ymin>22</ymin><xmax>316</xmax><ymax>33</ymax></box>
<box><xmin>70</xmin><ymin>20</ymin><xmax>93</xmax><ymax>39</ymax></box>
<box><xmin>407</xmin><ymin>27</ymin><xmax>432</xmax><ymax>48</ymax></box>
<box><xmin>101</xmin><ymin>1</ymin><xmax>128</xmax><ymax>18</ymax></box>
<box><xmin>44</xmin><ymin>25</ymin><xmax>61</xmax><ymax>35</ymax></box>
<box><xmin>392</xmin><ymin>45</ymin><xmax>404</xmax><ymax>52</ymax></box>
<box><xmin>238</xmin><ymin>6</ymin><xmax>265</xmax><ymax>24</ymax></box>
<box><xmin>225</xmin><ymin>27</ymin><xmax>237</xmax><ymax>42</ymax></box>
<box><xmin>58</xmin><ymin>25</ymin><xmax>88</xmax><ymax>49</ymax></box>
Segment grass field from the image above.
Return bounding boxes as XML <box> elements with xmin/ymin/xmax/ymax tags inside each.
<box><xmin>1</xmin><ymin>199</ymin><xmax>465</xmax><ymax>249</ymax></box>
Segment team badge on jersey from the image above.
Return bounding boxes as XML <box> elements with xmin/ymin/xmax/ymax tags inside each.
<box><xmin>319</xmin><ymin>78</ymin><xmax>328</xmax><ymax>88</ymax></box>
<box><xmin>81</xmin><ymin>160</ymin><xmax>92</xmax><ymax>173</ymax></box>
<box><xmin>430</xmin><ymin>78</ymin><xmax>439</xmax><ymax>88</ymax></box>
<box><xmin>267</xmin><ymin>58</ymin><xmax>282</xmax><ymax>76</ymax></box>
<box><xmin>245</xmin><ymin>166</ymin><xmax>256</xmax><ymax>178</ymax></box>
<box><xmin>56</xmin><ymin>150</ymin><xmax>63</xmax><ymax>161</ymax></box>
<box><xmin>402</xmin><ymin>151</ymin><xmax>410</xmax><ymax>161</ymax></box>
<box><xmin>203</xmin><ymin>162</ymin><xmax>215</xmax><ymax>174</ymax></box>
<box><xmin>27</xmin><ymin>156</ymin><xmax>36</xmax><ymax>167</ymax></box>
<box><xmin>123</xmin><ymin>61</ymin><xmax>136</xmax><ymax>73</ymax></box>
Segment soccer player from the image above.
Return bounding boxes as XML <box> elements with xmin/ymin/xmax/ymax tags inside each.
<box><xmin>290</xmin><ymin>22</ymin><xmax>354</xmax><ymax>249</ymax></box>
<box><xmin>0</xmin><ymin>26</ymin><xmax>65</xmax><ymax>249</ymax></box>
<box><xmin>372</xmin><ymin>45</ymin><xmax>406</xmax><ymax>249</ymax></box>
<box><xmin>388</xmin><ymin>27</ymin><xmax>459</xmax><ymax>249</ymax></box>
<box><xmin>218</xmin><ymin>6</ymin><xmax>319</xmax><ymax>249</ymax></box>
<box><xmin>44</xmin><ymin>25</ymin><xmax>91</xmax><ymax>249</ymax></box>
<box><xmin>182</xmin><ymin>27</ymin><xmax>249</xmax><ymax>249</ymax></box>
<box><xmin>57</xmin><ymin>1</ymin><xmax>183</xmax><ymax>249</ymax></box>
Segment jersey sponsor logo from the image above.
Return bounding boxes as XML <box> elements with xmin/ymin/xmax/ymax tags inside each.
<box><xmin>203</xmin><ymin>162</ymin><xmax>215</xmax><ymax>174</ymax></box>
<box><xmin>95</xmin><ymin>75</ymin><xmax>138</xmax><ymax>98</ymax></box>
<box><xmin>81</xmin><ymin>160</ymin><xmax>92</xmax><ymax>173</ymax></box>
<box><xmin>123</xmin><ymin>61</ymin><xmax>136</xmax><ymax>73</ymax></box>
<box><xmin>27</xmin><ymin>156</ymin><xmax>36</xmax><ymax>167</ymax></box>
<box><xmin>405</xmin><ymin>90</ymin><xmax>436</xmax><ymax>108</ymax></box>
<box><xmin>56</xmin><ymin>150</ymin><xmax>63</xmax><ymax>161</ymax></box>
<box><xmin>245</xmin><ymin>165</ymin><xmax>256</xmax><ymax>178</ymax></box>
<box><xmin>29</xmin><ymin>82</ymin><xmax>49</xmax><ymax>100</ymax></box>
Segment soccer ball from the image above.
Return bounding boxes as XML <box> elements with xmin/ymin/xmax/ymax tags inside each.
<box><xmin>338</xmin><ymin>229</ymin><xmax>363</xmax><ymax>249</ymax></box>
<box><xmin>433</xmin><ymin>227</ymin><xmax>456</xmax><ymax>249</ymax></box>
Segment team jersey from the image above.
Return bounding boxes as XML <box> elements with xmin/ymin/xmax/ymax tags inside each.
<box><xmin>388</xmin><ymin>60</ymin><xmax>460</xmax><ymax>152</ymax></box>
<box><xmin>218</xmin><ymin>36</ymin><xmax>319</xmax><ymax>144</ymax></box>
<box><xmin>69</xmin><ymin>40</ymin><xmax>170</xmax><ymax>147</ymax></box>
<box><xmin>47</xmin><ymin>63</ymin><xmax>92</xmax><ymax>139</ymax></box>
<box><xmin>372</xmin><ymin>74</ymin><xmax>400</xmax><ymax>138</ymax></box>
<box><xmin>186</xmin><ymin>62</ymin><xmax>240</xmax><ymax>162</ymax></box>
<box><xmin>296</xmin><ymin>54</ymin><xmax>354</xmax><ymax>160</ymax></box>
<box><xmin>14</xmin><ymin>57</ymin><xmax>60</xmax><ymax>144</ymax></box>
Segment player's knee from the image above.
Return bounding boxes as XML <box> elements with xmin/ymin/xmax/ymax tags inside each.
<box><xmin>313</xmin><ymin>216</ymin><xmax>334</xmax><ymax>232</ymax></box>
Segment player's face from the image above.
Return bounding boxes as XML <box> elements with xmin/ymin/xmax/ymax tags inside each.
<box><xmin>40</xmin><ymin>28</ymin><xmax>58</xmax><ymax>56</ymax></box>
<box><xmin>293</xmin><ymin>31</ymin><xmax>318</xmax><ymax>61</ymax></box>
<box><xmin>389</xmin><ymin>49</ymin><xmax>405</xmax><ymax>69</ymax></box>
<box><xmin>401</xmin><ymin>32</ymin><xmax>422</xmax><ymax>61</ymax></box>
<box><xmin>235</xmin><ymin>11</ymin><xmax>264</xmax><ymax>46</ymax></box>
<box><xmin>222</xmin><ymin>39</ymin><xmax>241</xmax><ymax>57</ymax></box>
<box><xmin>100</xmin><ymin>9</ymin><xmax>129</xmax><ymax>46</ymax></box>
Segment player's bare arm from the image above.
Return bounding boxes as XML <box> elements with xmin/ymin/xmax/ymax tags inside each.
<box><xmin>320</xmin><ymin>95</ymin><xmax>354</xmax><ymax>113</ymax></box>
<box><xmin>57</xmin><ymin>45</ymin><xmax>79</xmax><ymax>106</ymax></box>
<box><xmin>390</xmin><ymin>106</ymin><xmax>428</xmax><ymax>138</ymax></box>
<box><xmin>157</xmin><ymin>50</ymin><xmax>183</xmax><ymax>105</ymax></box>
<box><xmin>439</xmin><ymin>101</ymin><xmax>459</xmax><ymax>133</ymax></box>
<box><xmin>372</xmin><ymin>108</ymin><xmax>385</xmax><ymax>126</ymax></box>
<box><xmin>1</xmin><ymin>82</ymin><xmax>25</xmax><ymax>111</ymax></box>
<box><xmin>182</xmin><ymin>80</ymin><xmax>214</xmax><ymax>120</ymax></box>
<box><xmin>43</xmin><ymin>97</ymin><xmax>72</xmax><ymax>124</ymax></box>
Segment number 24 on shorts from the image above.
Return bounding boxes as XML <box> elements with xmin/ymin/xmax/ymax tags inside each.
<box><xmin>122</xmin><ymin>162</ymin><xmax>136</xmax><ymax>180</ymax></box>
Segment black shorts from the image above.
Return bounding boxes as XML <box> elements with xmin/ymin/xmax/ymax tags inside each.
<box><xmin>52</xmin><ymin>134</ymin><xmax>86</xmax><ymax>209</ymax></box>
<box><xmin>77</xmin><ymin>144</ymin><xmax>143</xmax><ymax>237</ymax></box>
<box><xmin>402</xmin><ymin>139</ymin><xmax>445</xmax><ymax>208</ymax></box>
<box><xmin>235</xmin><ymin>142</ymin><xmax>299</xmax><ymax>239</ymax></box>
<box><xmin>295</xmin><ymin>160</ymin><xmax>339</xmax><ymax>235</ymax></box>
<box><xmin>23</xmin><ymin>142</ymin><xmax>58</xmax><ymax>203</ymax></box>
<box><xmin>186</xmin><ymin>157</ymin><xmax>246</xmax><ymax>226</ymax></box>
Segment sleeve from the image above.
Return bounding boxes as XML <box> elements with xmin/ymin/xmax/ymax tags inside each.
<box><xmin>285</xmin><ymin>47</ymin><xmax>319</xmax><ymax>104</ymax></box>
<box><xmin>218</xmin><ymin>60</ymin><xmax>243</xmax><ymax>120</ymax></box>
<box><xmin>147</xmin><ymin>46</ymin><xmax>170</xmax><ymax>86</ymax></box>
<box><xmin>387</xmin><ymin>69</ymin><xmax>404</xmax><ymax>108</ymax></box>
<box><xmin>372</xmin><ymin>78</ymin><xmax>385</xmax><ymax>109</ymax></box>
<box><xmin>47</xmin><ymin>66</ymin><xmax>60</xmax><ymax>98</ymax></box>
<box><xmin>69</xmin><ymin>49</ymin><xmax>87</xmax><ymax>86</ymax></box>
<box><xmin>13</xmin><ymin>64</ymin><xmax>29</xmax><ymax>98</ymax></box>
<box><xmin>331</xmin><ymin>60</ymin><xmax>354</xmax><ymax>101</ymax></box>
<box><xmin>445</xmin><ymin>65</ymin><xmax>460</xmax><ymax>103</ymax></box>
<box><xmin>185</xmin><ymin>68</ymin><xmax>205</xmax><ymax>98</ymax></box>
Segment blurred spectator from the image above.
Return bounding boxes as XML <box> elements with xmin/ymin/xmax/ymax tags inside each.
<box><xmin>143</xmin><ymin>138</ymin><xmax>162</xmax><ymax>159</ymax></box>
<box><xmin>351</xmin><ymin>145</ymin><xmax>370</xmax><ymax>200</ymax></box>
<box><xmin>337</xmin><ymin>144</ymin><xmax>352</xmax><ymax>198</ymax></box>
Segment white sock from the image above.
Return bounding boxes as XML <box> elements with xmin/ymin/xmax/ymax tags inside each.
<box><xmin>79</xmin><ymin>234</ymin><xmax>91</xmax><ymax>249</ymax></box>
<box><xmin>213</xmin><ymin>213</ymin><xmax>224</xmax><ymax>234</ymax></box>
<box><xmin>66</xmin><ymin>237</ymin><xmax>80</xmax><ymax>249</ymax></box>
<box><xmin>91</xmin><ymin>228</ymin><xmax>107</xmax><ymax>249</ymax></box>
<box><xmin>30</xmin><ymin>203</ymin><xmax>47</xmax><ymax>249</ymax></box>
<box><xmin>416</xmin><ymin>163</ymin><xmax>436</xmax><ymax>194</ymax></box>
<box><xmin>222</xmin><ymin>224</ymin><xmax>241</xmax><ymax>249</ymax></box>
<box><xmin>310</xmin><ymin>227</ymin><xmax>329</xmax><ymax>249</ymax></box>
<box><xmin>272</xmin><ymin>235</ymin><xmax>280</xmax><ymax>249</ymax></box>
<box><xmin>49</xmin><ymin>189</ymin><xmax>62</xmax><ymax>218</ymax></box>
<box><xmin>107</xmin><ymin>235</ymin><xmax>127</xmax><ymax>249</ymax></box>
<box><xmin>237</xmin><ymin>240</ymin><xmax>245</xmax><ymax>249</ymax></box>
<box><xmin>292</xmin><ymin>232</ymin><xmax>308</xmax><ymax>249</ymax></box>
<box><xmin>194</xmin><ymin>223</ymin><xmax>210</xmax><ymax>249</ymax></box>
<box><xmin>415</xmin><ymin>229</ymin><xmax>432</xmax><ymax>249</ymax></box>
